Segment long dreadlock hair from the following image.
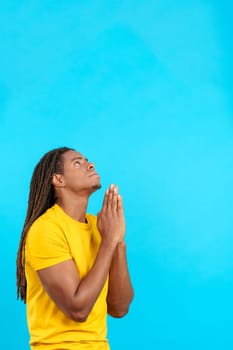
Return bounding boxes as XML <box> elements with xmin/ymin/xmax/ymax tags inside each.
<box><xmin>16</xmin><ymin>146</ymin><xmax>74</xmax><ymax>303</ymax></box>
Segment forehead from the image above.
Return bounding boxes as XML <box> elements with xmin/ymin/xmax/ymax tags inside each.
<box><xmin>62</xmin><ymin>150</ymin><xmax>85</xmax><ymax>162</ymax></box>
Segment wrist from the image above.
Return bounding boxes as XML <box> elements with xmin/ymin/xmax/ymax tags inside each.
<box><xmin>100</xmin><ymin>238</ymin><xmax>118</xmax><ymax>251</ymax></box>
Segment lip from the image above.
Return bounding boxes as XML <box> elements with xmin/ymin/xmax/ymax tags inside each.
<box><xmin>88</xmin><ymin>172</ymin><xmax>100</xmax><ymax>177</ymax></box>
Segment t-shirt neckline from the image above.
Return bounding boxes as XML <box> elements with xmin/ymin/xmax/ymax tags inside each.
<box><xmin>53</xmin><ymin>203</ymin><xmax>92</xmax><ymax>230</ymax></box>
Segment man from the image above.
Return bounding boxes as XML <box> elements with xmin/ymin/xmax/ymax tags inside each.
<box><xmin>16</xmin><ymin>146</ymin><xmax>134</xmax><ymax>350</ymax></box>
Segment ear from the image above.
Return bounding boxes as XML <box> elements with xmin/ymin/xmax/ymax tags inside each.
<box><xmin>52</xmin><ymin>173</ymin><xmax>65</xmax><ymax>188</ymax></box>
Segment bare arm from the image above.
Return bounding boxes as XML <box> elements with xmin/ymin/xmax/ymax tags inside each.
<box><xmin>37</xmin><ymin>188</ymin><xmax>122</xmax><ymax>322</ymax></box>
<box><xmin>107</xmin><ymin>241</ymin><xmax>134</xmax><ymax>317</ymax></box>
<box><xmin>106</xmin><ymin>185</ymin><xmax>134</xmax><ymax>318</ymax></box>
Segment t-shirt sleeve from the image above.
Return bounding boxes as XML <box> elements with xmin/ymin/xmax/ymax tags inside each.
<box><xmin>26</xmin><ymin>219</ymin><xmax>72</xmax><ymax>271</ymax></box>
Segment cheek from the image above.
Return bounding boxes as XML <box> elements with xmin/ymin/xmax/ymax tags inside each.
<box><xmin>67</xmin><ymin>171</ymin><xmax>88</xmax><ymax>185</ymax></box>
<box><xmin>64</xmin><ymin>172</ymin><xmax>81</xmax><ymax>186</ymax></box>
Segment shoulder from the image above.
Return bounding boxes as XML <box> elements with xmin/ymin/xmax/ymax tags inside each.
<box><xmin>25</xmin><ymin>213</ymin><xmax>71</xmax><ymax>270</ymax></box>
<box><xmin>28</xmin><ymin>204</ymin><xmax>66</xmax><ymax>234</ymax></box>
<box><xmin>26</xmin><ymin>209</ymin><xmax>67</xmax><ymax>250</ymax></box>
<box><xmin>28</xmin><ymin>206</ymin><xmax>62</xmax><ymax>234</ymax></box>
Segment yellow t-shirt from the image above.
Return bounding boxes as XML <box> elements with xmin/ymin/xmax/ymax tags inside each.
<box><xmin>25</xmin><ymin>204</ymin><xmax>110</xmax><ymax>350</ymax></box>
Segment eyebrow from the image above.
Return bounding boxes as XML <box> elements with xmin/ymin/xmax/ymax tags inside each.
<box><xmin>70</xmin><ymin>156</ymin><xmax>88</xmax><ymax>162</ymax></box>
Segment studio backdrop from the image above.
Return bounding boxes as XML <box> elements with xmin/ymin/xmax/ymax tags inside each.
<box><xmin>0</xmin><ymin>1</ymin><xmax>233</xmax><ymax>349</ymax></box>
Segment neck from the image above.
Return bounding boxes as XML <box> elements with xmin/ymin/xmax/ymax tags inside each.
<box><xmin>56</xmin><ymin>194</ymin><xmax>89</xmax><ymax>223</ymax></box>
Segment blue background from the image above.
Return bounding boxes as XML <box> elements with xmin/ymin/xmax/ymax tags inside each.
<box><xmin>1</xmin><ymin>0</ymin><xmax>233</xmax><ymax>349</ymax></box>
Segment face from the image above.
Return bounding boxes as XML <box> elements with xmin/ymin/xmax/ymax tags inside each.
<box><xmin>53</xmin><ymin>150</ymin><xmax>101</xmax><ymax>196</ymax></box>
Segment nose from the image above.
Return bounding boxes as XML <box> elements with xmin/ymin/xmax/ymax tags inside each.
<box><xmin>87</xmin><ymin>162</ymin><xmax>94</xmax><ymax>171</ymax></box>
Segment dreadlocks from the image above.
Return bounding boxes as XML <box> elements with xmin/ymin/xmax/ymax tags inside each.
<box><xmin>16</xmin><ymin>147</ymin><xmax>74</xmax><ymax>303</ymax></box>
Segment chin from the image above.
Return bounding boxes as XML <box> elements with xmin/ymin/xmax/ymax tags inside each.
<box><xmin>92</xmin><ymin>183</ymin><xmax>101</xmax><ymax>190</ymax></box>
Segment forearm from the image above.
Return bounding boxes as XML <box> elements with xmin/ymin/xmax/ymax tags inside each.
<box><xmin>107</xmin><ymin>241</ymin><xmax>134</xmax><ymax>317</ymax></box>
<box><xmin>71</xmin><ymin>241</ymin><xmax>116</xmax><ymax>321</ymax></box>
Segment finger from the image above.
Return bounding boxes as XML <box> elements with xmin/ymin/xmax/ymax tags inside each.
<box><xmin>114</xmin><ymin>185</ymin><xmax>119</xmax><ymax>194</ymax></box>
<box><xmin>117</xmin><ymin>194</ymin><xmax>123</xmax><ymax>212</ymax></box>
<box><xmin>110</xmin><ymin>184</ymin><xmax>118</xmax><ymax>196</ymax></box>
<box><xmin>101</xmin><ymin>189</ymin><xmax>109</xmax><ymax>212</ymax></box>
<box><xmin>107</xmin><ymin>189</ymin><xmax>113</xmax><ymax>211</ymax></box>
<box><xmin>109</xmin><ymin>183</ymin><xmax>114</xmax><ymax>193</ymax></box>
<box><xmin>112</xmin><ymin>186</ymin><xmax>118</xmax><ymax>212</ymax></box>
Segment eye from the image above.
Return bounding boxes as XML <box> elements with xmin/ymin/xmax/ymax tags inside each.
<box><xmin>73</xmin><ymin>160</ymin><xmax>80</xmax><ymax>167</ymax></box>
